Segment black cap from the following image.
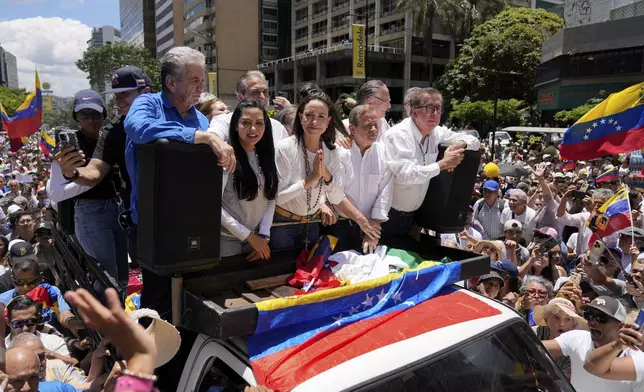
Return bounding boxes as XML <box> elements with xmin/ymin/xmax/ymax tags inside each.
<box><xmin>9</xmin><ymin>240</ymin><xmax>38</xmax><ymax>263</ymax></box>
<box><xmin>35</xmin><ymin>221</ymin><xmax>52</xmax><ymax>235</ymax></box>
<box><xmin>105</xmin><ymin>66</ymin><xmax>153</xmax><ymax>94</ymax></box>
<box><xmin>73</xmin><ymin>89</ymin><xmax>105</xmax><ymax>113</ymax></box>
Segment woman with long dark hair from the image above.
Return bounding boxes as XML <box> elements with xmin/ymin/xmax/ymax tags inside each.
<box><xmin>271</xmin><ymin>93</ymin><xmax>348</xmax><ymax>250</ymax></box>
<box><xmin>220</xmin><ymin>100</ymin><xmax>278</xmax><ymax>260</ymax></box>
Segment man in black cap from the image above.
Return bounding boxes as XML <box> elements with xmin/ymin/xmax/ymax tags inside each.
<box><xmin>53</xmin><ymin>67</ymin><xmax>153</xmax><ymax>273</ymax></box>
<box><xmin>49</xmin><ymin>89</ymin><xmax>129</xmax><ymax>288</ymax></box>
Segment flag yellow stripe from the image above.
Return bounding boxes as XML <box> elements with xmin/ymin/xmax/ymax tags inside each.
<box><xmin>576</xmin><ymin>81</ymin><xmax>644</xmax><ymax>124</ymax></box>
<box><xmin>16</xmin><ymin>72</ymin><xmax>41</xmax><ymax>112</ymax></box>
<box><xmin>255</xmin><ymin>261</ymin><xmax>441</xmax><ymax>312</ymax></box>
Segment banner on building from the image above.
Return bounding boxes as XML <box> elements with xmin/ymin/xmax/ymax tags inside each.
<box><xmin>42</xmin><ymin>95</ymin><xmax>53</xmax><ymax>112</ymax></box>
<box><xmin>208</xmin><ymin>72</ymin><xmax>218</xmax><ymax>96</ymax></box>
<box><xmin>352</xmin><ymin>24</ymin><xmax>366</xmax><ymax>79</ymax></box>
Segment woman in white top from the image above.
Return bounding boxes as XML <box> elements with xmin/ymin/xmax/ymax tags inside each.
<box><xmin>220</xmin><ymin>100</ymin><xmax>278</xmax><ymax>260</ymax></box>
<box><xmin>272</xmin><ymin>93</ymin><xmax>347</xmax><ymax>251</ymax></box>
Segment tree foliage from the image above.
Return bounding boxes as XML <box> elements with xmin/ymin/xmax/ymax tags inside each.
<box><xmin>76</xmin><ymin>43</ymin><xmax>161</xmax><ymax>92</ymax></box>
<box><xmin>449</xmin><ymin>98</ymin><xmax>528</xmax><ymax>135</ymax></box>
<box><xmin>0</xmin><ymin>87</ymin><xmax>28</xmax><ymax>117</ymax></box>
<box><xmin>42</xmin><ymin>108</ymin><xmax>77</xmax><ymax>129</ymax></box>
<box><xmin>553</xmin><ymin>93</ymin><xmax>606</xmax><ymax>126</ymax></box>
<box><xmin>439</xmin><ymin>8</ymin><xmax>563</xmax><ymax>105</ymax></box>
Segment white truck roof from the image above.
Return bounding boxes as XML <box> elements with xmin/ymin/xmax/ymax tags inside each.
<box><xmin>292</xmin><ymin>288</ymin><xmax>520</xmax><ymax>392</ymax></box>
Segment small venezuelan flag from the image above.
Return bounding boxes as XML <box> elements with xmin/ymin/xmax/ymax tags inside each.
<box><xmin>586</xmin><ymin>187</ymin><xmax>631</xmax><ymax>247</ymax></box>
<box><xmin>595</xmin><ymin>168</ymin><xmax>620</xmax><ymax>184</ymax></box>
<box><xmin>560</xmin><ymin>81</ymin><xmax>644</xmax><ymax>160</ymax></box>
<box><xmin>4</xmin><ymin>71</ymin><xmax>43</xmax><ymax>139</ymax></box>
<box><xmin>39</xmin><ymin>131</ymin><xmax>55</xmax><ymax>156</ymax></box>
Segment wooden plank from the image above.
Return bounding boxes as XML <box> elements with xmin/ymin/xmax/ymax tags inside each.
<box><xmin>224</xmin><ymin>298</ymin><xmax>252</xmax><ymax>309</ymax></box>
<box><xmin>241</xmin><ymin>290</ymin><xmax>276</xmax><ymax>304</ymax></box>
<box><xmin>245</xmin><ymin>274</ymin><xmax>292</xmax><ymax>291</ymax></box>
<box><xmin>268</xmin><ymin>285</ymin><xmax>297</xmax><ymax>298</ymax></box>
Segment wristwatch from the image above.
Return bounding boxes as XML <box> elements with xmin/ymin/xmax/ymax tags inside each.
<box><xmin>63</xmin><ymin>168</ymin><xmax>80</xmax><ymax>181</ymax></box>
<box><xmin>258</xmin><ymin>233</ymin><xmax>271</xmax><ymax>241</ymax></box>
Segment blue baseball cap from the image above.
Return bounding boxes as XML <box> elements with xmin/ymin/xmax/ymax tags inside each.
<box><xmin>483</xmin><ymin>180</ymin><xmax>499</xmax><ymax>192</ymax></box>
<box><xmin>491</xmin><ymin>259</ymin><xmax>518</xmax><ymax>280</ymax></box>
<box><xmin>105</xmin><ymin>66</ymin><xmax>153</xmax><ymax>94</ymax></box>
<box><xmin>73</xmin><ymin>89</ymin><xmax>104</xmax><ymax>113</ymax></box>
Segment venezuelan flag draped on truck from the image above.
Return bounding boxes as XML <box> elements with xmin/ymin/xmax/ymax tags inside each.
<box><xmin>247</xmin><ymin>260</ymin><xmax>501</xmax><ymax>391</ymax></box>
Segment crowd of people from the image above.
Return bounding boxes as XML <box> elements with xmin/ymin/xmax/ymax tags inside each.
<box><xmin>0</xmin><ymin>43</ymin><xmax>641</xmax><ymax>390</ymax></box>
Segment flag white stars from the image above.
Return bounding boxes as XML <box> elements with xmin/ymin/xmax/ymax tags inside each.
<box><xmin>616</xmin><ymin>125</ymin><xmax>622</xmax><ymax>131</ymax></box>
<box><xmin>608</xmin><ymin>118</ymin><xmax>614</xmax><ymax>124</ymax></box>
<box><xmin>362</xmin><ymin>294</ymin><xmax>374</xmax><ymax>307</ymax></box>
<box><xmin>600</xmin><ymin>119</ymin><xmax>606</xmax><ymax>124</ymax></box>
<box><xmin>586</xmin><ymin>128</ymin><xmax>591</xmax><ymax>133</ymax></box>
<box><xmin>392</xmin><ymin>292</ymin><xmax>403</xmax><ymax>303</ymax></box>
<box><xmin>584</xmin><ymin>135</ymin><xmax>589</xmax><ymax>140</ymax></box>
<box><xmin>376</xmin><ymin>289</ymin><xmax>387</xmax><ymax>303</ymax></box>
<box><xmin>592</xmin><ymin>122</ymin><xmax>598</xmax><ymax>128</ymax></box>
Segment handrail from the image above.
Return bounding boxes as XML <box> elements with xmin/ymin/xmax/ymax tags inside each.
<box><xmin>258</xmin><ymin>43</ymin><xmax>403</xmax><ymax>68</ymax></box>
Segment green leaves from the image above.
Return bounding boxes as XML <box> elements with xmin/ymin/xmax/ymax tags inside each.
<box><xmin>75</xmin><ymin>43</ymin><xmax>161</xmax><ymax>92</ymax></box>
<box><xmin>0</xmin><ymin>86</ymin><xmax>28</xmax><ymax>117</ymax></box>
<box><xmin>449</xmin><ymin>98</ymin><xmax>528</xmax><ymax>134</ymax></box>
<box><xmin>438</xmin><ymin>7</ymin><xmax>563</xmax><ymax>104</ymax></box>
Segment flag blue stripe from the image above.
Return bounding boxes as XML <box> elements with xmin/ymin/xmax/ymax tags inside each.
<box><xmin>604</xmin><ymin>199</ymin><xmax>629</xmax><ymax>218</ymax></box>
<box><xmin>563</xmin><ymin>105</ymin><xmax>644</xmax><ymax>145</ymax></box>
<box><xmin>248</xmin><ymin>262</ymin><xmax>462</xmax><ymax>361</ymax></box>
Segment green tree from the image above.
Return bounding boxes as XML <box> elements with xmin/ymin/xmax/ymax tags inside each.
<box><xmin>439</xmin><ymin>8</ymin><xmax>563</xmax><ymax>105</ymax></box>
<box><xmin>553</xmin><ymin>92</ymin><xmax>606</xmax><ymax>126</ymax></box>
<box><xmin>76</xmin><ymin>43</ymin><xmax>161</xmax><ymax>92</ymax></box>
<box><xmin>0</xmin><ymin>86</ymin><xmax>28</xmax><ymax>117</ymax></box>
<box><xmin>42</xmin><ymin>108</ymin><xmax>77</xmax><ymax>129</ymax></box>
<box><xmin>449</xmin><ymin>98</ymin><xmax>527</xmax><ymax>134</ymax></box>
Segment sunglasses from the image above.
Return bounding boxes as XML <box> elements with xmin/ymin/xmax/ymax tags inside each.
<box><xmin>583</xmin><ymin>310</ymin><xmax>610</xmax><ymax>324</ymax></box>
<box><xmin>527</xmin><ymin>288</ymin><xmax>548</xmax><ymax>297</ymax></box>
<box><xmin>10</xmin><ymin>318</ymin><xmax>40</xmax><ymax>329</ymax></box>
<box><xmin>12</xmin><ymin>276</ymin><xmax>40</xmax><ymax>286</ymax></box>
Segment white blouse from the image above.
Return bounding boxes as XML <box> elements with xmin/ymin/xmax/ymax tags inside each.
<box><xmin>221</xmin><ymin>151</ymin><xmax>275</xmax><ymax>240</ymax></box>
<box><xmin>275</xmin><ymin>135</ymin><xmax>348</xmax><ymax>217</ymax></box>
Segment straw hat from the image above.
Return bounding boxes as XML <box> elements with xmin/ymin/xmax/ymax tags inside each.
<box><xmin>473</xmin><ymin>240</ymin><xmax>504</xmax><ymax>259</ymax></box>
<box><xmin>129</xmin><ymin>309</ymin><xmax>182</xmax><ymax>368</ymax></box>
<box><xmin>532</xmin><ymin>298</ymin><xmax>587</xmax><ymax>328</ymax></box>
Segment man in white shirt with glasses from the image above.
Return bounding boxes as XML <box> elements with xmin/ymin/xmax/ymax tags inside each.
<box><xmin>383</xmin><ymin>87</ymin><xmax>480</xmax><ymax>238</ymax></box>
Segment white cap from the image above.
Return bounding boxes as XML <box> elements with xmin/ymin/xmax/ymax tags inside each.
<box><xmin>7</xmin><ymin>205</ymin><xmax>22</xmax><ymax>215</ymax></box>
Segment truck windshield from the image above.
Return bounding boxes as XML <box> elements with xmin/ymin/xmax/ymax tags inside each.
<box><xmin>356</xmin><ymin>320</ymin><xmax>573</xmax><ymax>392</ymax></box>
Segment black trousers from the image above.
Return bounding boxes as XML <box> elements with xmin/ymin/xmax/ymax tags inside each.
<box><xmin>381</xmin><ymin>208</ymin><xmax>415</xmax><ymax>239</ymax></box>
<box><xmin>322</xmin><ymin>219</ymin><xmax>363</xmax><ymax>251</ymax></box>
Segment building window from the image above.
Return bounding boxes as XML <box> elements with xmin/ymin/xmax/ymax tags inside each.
<box><xmin>155</xmin><ymin>2</ymin><xmax>173</xmax><ymax>23</ymax></box>
<box><xmin>312</xmin><ymin>20</ymin><xmax>327</xmax><ymax>37</ymax></box>
<box><xmin>332</xmin><ymin>13</ymin><xmax>350</xmax><ymax>29</ymax></box>
<box><xmin>263</xmin><ymin>21</ymin><xmax>278</xmax><ymax>30</ymax></box>
<box><xmin>296</xmin><ymin>26</ymin><xmax>309</xmax><ymax>40</ymax></box>
<box><xmin>184</xmin><ymin>1</ymin><xmax>207</xmax><ymax>20</ymax></box>
<box><xmin>313</xmin><ymin>0</ymin><xmax>328</xmax><ymax>15</ymax></box>
<box><xmin>296</xmin><ymin>44</ymin><xmax>308</xmax><ymax>54</ymax></box>
<box><xmin>263</xmin><ymin>34</ymin><xmax>278</xmax><ymax>44</ymax></box>
<box><xmin>263</xmin><ymin>7</ymin><xmax>278</xmax><ymax>17</ymax></box>
<box><xmin>381</xmin><ymin>0</ymin><xmax>398</xmax><ymax>16</ymax></box>
<box><xmin>263</xmin><ymin>47</ymin><xmax>278</xmax><ymax>58</ymax></box>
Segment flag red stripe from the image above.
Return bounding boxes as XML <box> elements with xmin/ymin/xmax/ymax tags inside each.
<box><xmin>560</xmin><ymin>127</ymin><xmax>644</xmax><ymax>160</ymax></box>
<box><xmin>251</xmin><ymin>291</ymin><xmax>500</xmax><ymax>391</ymax></box>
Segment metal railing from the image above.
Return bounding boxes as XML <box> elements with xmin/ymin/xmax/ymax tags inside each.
<box><xmin>258</xmin><ymin>43</ymin><xmax>403</xmax><ymax>68</ymax></box>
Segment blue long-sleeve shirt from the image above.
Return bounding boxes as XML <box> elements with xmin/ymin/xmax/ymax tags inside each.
<box><xmin>124</xmin><ymin>92</ymin><xmax>210</xmax><ymax>224</ymax></box>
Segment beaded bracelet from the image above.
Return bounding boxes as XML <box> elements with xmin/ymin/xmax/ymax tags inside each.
<box><xmin>115</xmin><ymin>375</ymin><xmax>158</xmax><ymax>392</ymax></box>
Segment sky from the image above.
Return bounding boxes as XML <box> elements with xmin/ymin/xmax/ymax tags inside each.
<box><xmin>0</xmin><ymin>0</ymin><xmax>121</xmax><ymax>97</ymax></box>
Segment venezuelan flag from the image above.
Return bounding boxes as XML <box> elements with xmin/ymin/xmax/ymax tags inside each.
<box><xmin>596</xmin><ymin>168</ymin><xmax>620</xmax><ymax>183</ymax></box>
<box><xmin>9</xmin><ymin>136</ymin><xmax>29</xmax><ymax>153</ymax></box>
<box><xmin>0</xmin><ymin>101</ymin><xmax>10</xmax><ymax>131</ymax></box>
<box><xmin>3</xmin><ymin>71</ymin><xmax>42</xmax><ymax>139</ymax></box>
<box><xmin>561</xmin><ymin>160</ymin><xmax>576</xmax><ymax>171</ymax></box>
<box><xmin>247</xmin><ymin>262</ymin><xmax>500</xmax><ymax>391</ymax></box>
<box><xmin>586</xmin><ymin>187</ymin><xmax>631</xmax><ymax>247</ymax></box>
<box><xmin>560</xmin><ymin>81</ymin><xmax>644</xmax><ymax>160</ymax></box>
<box><xmin>39</xmin><ymin>131</ymin><xmax>55</xmax><ymax>156</ymax></box>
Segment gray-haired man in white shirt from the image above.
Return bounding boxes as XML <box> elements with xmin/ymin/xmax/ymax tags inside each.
<box><xmin>329</xmin><ymin>105</ymin><xmax>393</xmax><ymax>253</ymax></box>
<box><xmin>383</xmin><ymin>87</ymin><xmax>480</xmax><ymax>238</ymax></box>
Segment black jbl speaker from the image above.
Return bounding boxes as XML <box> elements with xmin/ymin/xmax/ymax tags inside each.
<box><xmin>415</xmin><ymin>144</ymin><xmax>481</xmax><ymax>233</ymax></box>
<box><xmin>137</xmin><ymin>139</ymin><xmax>222</xmax><ymax>275</ymax></box>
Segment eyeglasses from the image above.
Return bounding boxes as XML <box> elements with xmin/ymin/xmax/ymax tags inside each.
<box><xmin>415</xmin><ymin>105</ymin><xmax>443</xmax><ymax>115</ymax></box>
<box><xmin>77</xmin><ymin>112</ymin><xmax>103</xmax><ymax>121</ymax></box>
<box><xmin>527</xmin><ymin>288</ymin><xmax>548</xmax><ymax>297</ymax></box>
<box><xmin>583</xmin><ymin>310</ymin><xmax>610</xmax><ymax>324</ymax></box>
<box><xmin>10</xmin><ymin>318</ymin><xmax>40</xmax><ymax>329</ymax></box>
<box><xmin>373</xmin><ymin>96</ymin><xmax>391</xmax><ymax>104</ymax></box>
<box><xmin>12</xmin><ymin>276</ymin><xmax>39</xmax><ymax>286</ymax></box>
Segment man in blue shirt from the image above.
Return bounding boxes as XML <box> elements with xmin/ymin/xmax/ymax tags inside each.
<box><xmin>124</xmin><ymin>46</ymin><xmax>235</xmax><ymax>318</ymax></box>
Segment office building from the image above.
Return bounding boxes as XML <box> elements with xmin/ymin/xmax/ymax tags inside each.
<box><xmin>87</xmin><ymin>25</ymin><xmax>122</xmax><ymax>49</ymax></box>
<box><xmin>120</xmin><ymin>0</ymin><xmax>157</xmax><ymax>57</ymax></box>
<box><xmin>259</xmin><ymin>0</ymin><xmax>455</xmax><ymax>119</ymax></box>
<box><xmin>156</xmin><ymin>0</ymin><xmax>184</xmax><ymax>58</ymax></box>
<box><xmin>535</xmin><ymin>12</ymin><xmax>644</xmax><ymax>121</ymax></box>
<box><xmin>0</xmin><ymin>46</ymin><xmax>19</xmax><ymax>88</ymax></box>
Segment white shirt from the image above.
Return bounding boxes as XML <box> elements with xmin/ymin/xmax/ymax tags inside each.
<box><xmin>557</xmin><ymin>210</ymin><xmax>619</xmax><ymax>254</ymax></box>
<box><xmin>555</xmin><ymin>330</ymin><xmax>644</xmax><ymax>392</ymax></box>
<box><xmin>220</xmin><ymin>151</ymin><xmax>275</xmax><ymax>241</ymax></box>
<box><xmin>341</xmin><ymin>117</ymin><xmax>390</xmax><ymax>142</ymax></box>
<box><xmin>340</xmin><ymin>142</ymin><xmax>393</xmax><ymax>221</ymax></box>
<box><xmin>47</xmin><ymin>161</ymin><xmax>93</xmax><ymax>203</ymax></box>
<box><xmin>500</xmin><ymin>206</ymin><xmax>537</xmax><ymax>242</ymax></box>
<box><xmin>6</xmin><ymin>332</ymin><xmax>70</xmax><ymax>357</ymax></box>
<box><xmin>275</xmin><ymin>135</ymin><xmax>348</xmax><ymax>216</ymax></box>
<box><xmin>567</xmin><ymin>233</ymin><xmax>579</xmax><ymax>253</ymax></box>
<box><xmin>384</xmin><ymin>118</ymin><xmax>480</xmax><ymax>212</ymax></box>
<box><xmin>208</xmin><ymin>112</ymin><xmax>288</xmax><ymax>144</ymax></box>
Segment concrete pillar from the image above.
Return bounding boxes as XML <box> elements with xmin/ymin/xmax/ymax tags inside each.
<box><xmin>273</xmin><ymin>64</ymin><xmax>279</xmax><ymax>93</ymax></box>
<box><xmin>374</xmin><ymin>0</ymin><xmax>380</xmax><ymax>46</ymax></box>
<box><xmin>403</xmin><ymin>10</ymin><xmax>413</xmax><ymax>93</ymax></box>
<box><xmin>316</xmin><ymin>55</ymin><xmax>322</xmax><ymax>85</ymax></box>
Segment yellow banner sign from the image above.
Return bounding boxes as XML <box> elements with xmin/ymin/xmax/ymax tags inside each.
<box><xmin>352</xmin><ymin>24</ymin><xmax>366</xmax><ymax>79</ymax></box>
<box><xmin>208</xmin><ymin>72</ymin><xmax>218</xmax><ymax>96</ymax></box>
<box><xmin>42</xmin><ymin>94</ymin><xmax>53</xmax><ymax>112</ymax></box>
